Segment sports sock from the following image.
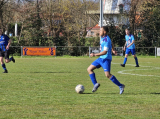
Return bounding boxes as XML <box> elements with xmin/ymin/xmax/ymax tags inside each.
<box><xmin>89</xmin><ymin>73</ymin><xmax>97</xmax><ymax>85</ymax></box>
<box><xmin>134</xmin><ymin>57</ymin><xmax>139</xmax><ymax>65</ymax></box>
<box><xmin>2</xmin><ymin>64</ymin><xmax>6</xmax><ymax>70</ymax></box>
<box><xmin>123</xmin><ymin>57</ymin><xmax>127</xmax><ymax>64</ymax></box>
<box><xmin>110</xmin><ymin>75</ymin><xmax>122</xmax><ymax>87</ymax></box>
<box><xmin>9</xmin><ymin>57</ymin><xmax>13</xmax><ymax>61</ymax></box>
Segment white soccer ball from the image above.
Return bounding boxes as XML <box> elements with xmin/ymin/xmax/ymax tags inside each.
<box><xmin>75</xmin><ymin>84</ymin><xmax>85</xmax><ymax>94</ymax></box>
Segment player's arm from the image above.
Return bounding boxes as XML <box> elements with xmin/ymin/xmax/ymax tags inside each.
<box><xmin>6</xmin><ymin>39</ymin><xmax>11</xmax><ymax>50</ymax></box>
<box><xmin>127</xmin><ymin>40</ymin><xmax>134</xmax><ymax>48</ymax></box>
<box><xmin>90</xmin><ymin>40</ymin><xmax>110</xmax><ymax>57</ymax></box>
<box><xmin>123</xmin><ymin>41</ymin><xmax>127</xmax><ymax>51</ymax></box>
<box><xmin>90</xmin><ymin>50</ymin><xmax>107</xmax><ymax>57</ymax></box>
<box><xmin>112</xmin><ymin>42</ymin><xmax>117</xmax><ymax>55</ymax></box>
<box><xmin>90</xmin><ymin>46</ymin><xmax>108</xmax><ymax>57</ymax></box>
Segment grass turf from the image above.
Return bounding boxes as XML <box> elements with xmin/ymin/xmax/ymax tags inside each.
<box><xmin>0</xmin><ymin>56</ymin><xmax>160</xmax><ymax>119</ymax></box>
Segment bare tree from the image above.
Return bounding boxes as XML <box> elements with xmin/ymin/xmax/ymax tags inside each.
<box><xmin>0</xmin><ymin>0</ymin><xmax>10</xmax><ymax>31</ymax></box>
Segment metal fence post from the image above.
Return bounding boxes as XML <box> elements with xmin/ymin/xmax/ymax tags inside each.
<box><xmin>21</xmin><ymin>46</ymin><xmax>23</xmax><ymax>58</ymax></box>
<box><xmin>89</xmin><ymin>46</ymin><xmax>90</xmax><ymax>57</ymax></box>
<box><xmin>122</xmin><ymin>46</ymin><xmax>123</xmax><ymax>57</ymax></box>
<box><xmin>55</xmin><ymin>46</ymin><xmax>56</xmax><ymax>58</ymax></box>
<box><xmin>155</xmin><ymin>47</ymin><xmax>156</xmax><ymax>58</ymax></box>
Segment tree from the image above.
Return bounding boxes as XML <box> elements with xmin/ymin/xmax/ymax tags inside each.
<box><xmin>128</xmin><ymin>0</ymin><xmax>141</xmax><ymax>34</ymax></box>
<box><xmin>2</xmin><ymin>0</ymin><xmax>100</xmax><ymax>48</ymax></box>
<box><xmin>17</xmin><ymin>0</ymin><xmax>44</xmax><ymax>46</ymax></box>
<box><xmin>138</xmin><ymin>0</ymin><xmax>160</xmax><ymax>47</ymax></box>
<box><xmin>0</xmin><ymin>0</ymin><xmax>12</xmax><ymax>31</ymax></box>
<box><xmin>59</xmin><ymin>0</ymin><xmax>98</xmax><ymax>46</ymax></box>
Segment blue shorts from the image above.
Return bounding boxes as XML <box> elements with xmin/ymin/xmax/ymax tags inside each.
<box><xmin>125</xmin><ymin>48</ymin><xmax>136</xmax><ymax>55</ymax></box>
<box><xmin>91</xmin><ymin>58</ymin><xmax>111</xmax><ymax>72</ymax></box>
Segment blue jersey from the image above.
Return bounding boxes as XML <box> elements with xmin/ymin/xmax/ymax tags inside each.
<box><xmin>99</xmin><ymin>35</ymin><xmax>112</xmax><ymax>60</ymax></box>
<box><xmin>125</xmin><ymin>34</ymin><xmax>135</xmax><ymax>49</ymax></box>
<box><xmin>0</xmin><ymin>34</ymin><xmax>10</xmax><ymax>51</ymax></box>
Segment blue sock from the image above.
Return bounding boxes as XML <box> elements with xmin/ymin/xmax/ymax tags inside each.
<box><xmin>134</xmin><ymin>57</ymin><xmax>139</xmax><ymax>65</ymax></box>
<box><xmin>2</xmin><ymin>64</ymin><xmax>6</xmax><ymax>70</ymax></box>
<box><xmin>110</xmin><ymin>75</ymin><xmax>122</xmax><ymax>87</ymax></box>
<box><xmin>89</xmin><ymin>73</ymin><xmax>97</xmax><ymax>85</ymax></box>
<box><xmin>123</xmin><ymin>58</ymin><xmax>127</xmax><ymax>64</ymax></box>
<box><xmin>9</xmin><ymin>57</ymin><xmax>13</xmax><ymax>61</ymax></box>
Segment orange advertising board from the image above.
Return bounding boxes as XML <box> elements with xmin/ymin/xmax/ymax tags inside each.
<box><xmin>23</xmin><ymin>47</ymin><xmax>56</xmax><ymax>56</ymax></box>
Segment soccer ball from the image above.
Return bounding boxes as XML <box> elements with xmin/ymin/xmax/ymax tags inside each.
<box><xmin>75</xmin><ymin>84</ymin><xmax>85</xmax><ymax>94</ymax></box>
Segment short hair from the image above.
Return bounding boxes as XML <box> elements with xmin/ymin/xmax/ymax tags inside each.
<box><xmin>125</xmin><ymin>28</ymin><xmax>130</xmax><ymax>31</ymax></box>
<box><xmin>102</xmin><ymin>26</ymin><xmax>109</xmax><ymax>33</ymax></box>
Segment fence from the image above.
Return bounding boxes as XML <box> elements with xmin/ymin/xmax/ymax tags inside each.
<box><xmin>89</xmin><ymin>47</ymin><xmax>123</xmax><ymax>57</ymax></box>
<box><xmin>9</xmin><ymin>46</ymin><xmax>160</xmax><ymax>57</ymax></box>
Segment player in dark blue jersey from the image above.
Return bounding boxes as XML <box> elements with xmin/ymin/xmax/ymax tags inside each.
<box><xmin>0</xmin><ymin>29</ymin><xmax>15</xmax><ymax>73</ymax></box>
<box><xmin>87</xmin><ymin>26</ymin><xmax>125</xmax><ymax>94</ymax></box>
<box><xmin>120</xmin><ymin>28</ymin><xmax>139</xmax><ymax>67</ymax></box>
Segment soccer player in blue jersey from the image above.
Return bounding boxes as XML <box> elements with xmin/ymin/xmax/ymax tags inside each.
<box><xmin>120</xmin><ymin>28</ymin><xmax>139</xmax><ymax>67</ymax></box>
<box><xmin>87</xmin><ymin>26</ymin><xmax>125</xmax><ymax>94</ymax></box>
<box><xmin>0</xmin><ymin>29</ymin><xmax>15</xmax><ymax>73</ymax></box>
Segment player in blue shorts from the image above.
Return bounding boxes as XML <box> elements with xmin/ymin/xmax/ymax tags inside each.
<box><xmin>0</xmin><ymin>29</ymin><xmax>15</xmax><ymax>73</ymax></box>
<box><xmin>120</xmin><ymin>28</ymin><xmax>139</xmax><ymax>67</ymax></box>
<box><xmin>87</xmin><ymin>26</ymin><xmax>125</xmax><ymax>94</ymax></box>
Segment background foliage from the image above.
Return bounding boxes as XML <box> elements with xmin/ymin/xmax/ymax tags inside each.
<box><xmin>0</xmin><ymin>0</ymin><xmax>159</xmax><ymax>55</ymax></box>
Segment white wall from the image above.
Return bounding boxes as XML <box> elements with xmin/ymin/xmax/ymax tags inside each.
<box><xmin>103</xmin><ymin>14</ymin><xmax>129</xmax><ymax>26</ymax></box>
<box><xmin>103</xmin><ymin>0</ymin><xmax>130</xmax><ymax>25</ymax></box>
<box><xmin>104</xmin><ymin>0</ymin><xmax>131</xmax><ymax>14</ymax></box>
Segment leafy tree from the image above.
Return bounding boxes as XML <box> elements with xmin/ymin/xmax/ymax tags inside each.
<box><xmin>21</xmin><ymin>0</ymin><xmax>44</xmax><ymax>46</ymax></box>
<box><xmin>139</xmin><ymin>0</ymin><xmax>160</xmax><ymax>47</ymax></box>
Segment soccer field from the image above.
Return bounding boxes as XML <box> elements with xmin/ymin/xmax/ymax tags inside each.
<box><xmin>0</xmin><ymin>56</ymin><xmax>160</xmax><ymax>119</ymax></box>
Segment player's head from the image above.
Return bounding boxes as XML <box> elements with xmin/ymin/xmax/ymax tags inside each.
<box><xmin>125</xmin><ymin>28</ymin><xmax>130</xmax><ymax>35</ymax></box>
<box><xmin>0</xmin><ymin>28</ymin><xmax>2</xmax><ymax>35</ymax></box>
<box><xmin>100</xmin><ymin>26</ymin><xmax>109</xmax><ymax>37</ymax></box>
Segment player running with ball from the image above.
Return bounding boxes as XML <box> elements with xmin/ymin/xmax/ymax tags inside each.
<box><xmin>87</xmin><ymin>26</ymin><xmax>125</xmax><ymax>94</ymax></box>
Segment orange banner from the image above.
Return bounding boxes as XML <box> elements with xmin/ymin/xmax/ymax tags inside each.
<box><xmin>23</xmin><ymin>47</ymin><xmax>56</xmax><ymax>56</ymax></box>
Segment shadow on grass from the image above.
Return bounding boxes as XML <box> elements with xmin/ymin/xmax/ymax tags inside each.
<box><xmin>150</xmin><ymin>92</ymin><xmax>160</xmax><ymax>95</ymax></box>
<box><xmin>31</xmin><ymin>72</ymin><xmax>73</xmax><ymax>73</ymax></box>
<box><xmin>82</xmin><ymin>93</ymin><xmax>93</xmax><ymax>94</ymax></box>
<box><xmin>12</xmin><ymin>72</ymin><xmax>82</xmax><ymax>73</ymax></box>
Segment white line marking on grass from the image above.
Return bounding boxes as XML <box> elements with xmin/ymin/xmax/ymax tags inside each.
<box><xmin>117</xmin><ymin>69</ymin><xmax>160</xmax><ymax>77</ymax></box>
<box><xmin>112</xmin><ymin>62</ymin><xmax>160</xmax><ymax>77</ymax></box>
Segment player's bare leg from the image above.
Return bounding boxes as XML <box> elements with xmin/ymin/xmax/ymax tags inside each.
<box><xmin>0</xmin><ymin>57</ymin><xmax>8</xmax><ymax>73</ymax></box>
<box><xmin>87</xmin><ymin>65</ymin><xmax>96</xmax><ymax>74</ymax></box>
<box><xmin>5</xmin><ymin>59</ymin><xmax>10</xmax><ymax>63</ymax></box>
<box><xmin>87</xmin><ymin>65</ymin><xmax>100</xmax><ymax>92</ymax></box>
<box><xmin>5</xmin><ymin>57</ymin><xmax>15</xmax><ymax>63</ymax></box>
<box><xmin>105</xmin><ymin>71</ymin><xmax>125</xmax><ymax>94</ymax></box>
<box><xmin>0</xmin><ymin>57</ymin><xmax>4</xmax><ymax>65</ymax></box>
<box><xmin>104</xmin><ymin>71</ymin><xmax>112</xmax><ymax>79</ymax></box>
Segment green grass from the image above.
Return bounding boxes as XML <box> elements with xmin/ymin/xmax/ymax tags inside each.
<box><xmin>0</xmin><ymin>56</ymin><xmax>160</xmax><ymax>119</ymax></box>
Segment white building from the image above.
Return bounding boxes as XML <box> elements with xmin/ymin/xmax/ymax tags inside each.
<box><xmin>88</xmin><ymin>0</ymin><xmax>131</xmax><ymax>26</ymax></box>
